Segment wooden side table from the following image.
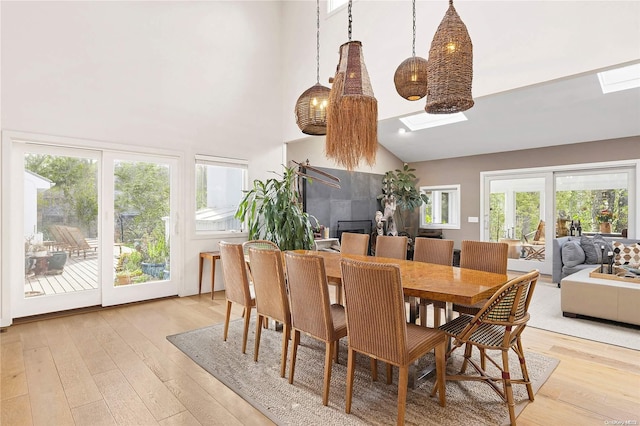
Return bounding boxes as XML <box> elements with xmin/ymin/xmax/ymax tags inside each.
<box><xmin>199</xmin><ymin>251</ymin><xmax>221</xmax><ymax>299</ymax></box>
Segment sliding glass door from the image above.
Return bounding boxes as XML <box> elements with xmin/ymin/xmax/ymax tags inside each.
<box><xmin>102</xmin><ymin>152</ymin><xmax>179</xmax><ymax>306</ymax></box>
<box><xmin>11</xmin><ymin>140</ymin><xmax>179</xmax><ymax>317</ymax></box>
<box><xmin>483</xmin><ymin>172</ymin><xmax>553</xmax><ymax>274</ymax></box>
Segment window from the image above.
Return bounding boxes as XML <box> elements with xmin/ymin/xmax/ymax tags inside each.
<box><xmin>195</xmin><ymin>155</ymin><xmax>248</xmax><ymax>233</ymax></box>
<box><xmin>555</xmin><ymin>169</ymin><xmax>632</xmax><ymax>235</ymax></box>
<box><xmin>420</xmin><ymin>184</ymin><xmax>460</xmax><ymax>229</ymax></box>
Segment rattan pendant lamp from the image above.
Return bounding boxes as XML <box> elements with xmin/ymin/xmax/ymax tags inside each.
<box><xmin>393</xmin><ymin>0</ymin><xmax>428</xmax><ymax>101</ymax></box>
<box><xmin>326</xmin><ymin>0</ymin><xmax>378</xmax><ymax>171</ymax></box>
<box><xmin>426</xmin><ymin>0</ymin><xmax>474</xmax><ymax>113</ymax></box>
<box><xmin>295</xmin><ymin>0</ymin><xmax>331</xmax><ymax>135</ymax></box>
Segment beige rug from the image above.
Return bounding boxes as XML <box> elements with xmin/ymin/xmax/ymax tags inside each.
<box><xmin>168</xmin><ymin>318</ymin><xmax>558</xmax><ymax>426</ymax></box>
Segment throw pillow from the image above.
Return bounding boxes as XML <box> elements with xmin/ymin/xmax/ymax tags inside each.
<box><xmin>613</xmin><ymin>242</ymin><xmax>640</xmax><ymax>267</ymax></box>
<box><xmin>580</xmin><ymin>235</ymin><xmax>599</xmax><ymax>264</ymax></box>
<box><xmin>561</xmin><ymin>240</ymin><xmax>586</xmax><ymax>267</ymax></box>
<box><xmin>592</xmin><ymin>234</ymin><xmax>613</xmax><ymax>264</ymax></box>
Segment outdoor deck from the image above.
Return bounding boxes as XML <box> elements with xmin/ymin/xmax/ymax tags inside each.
<box><xmin>24</xmin><ymin>251</ymin><xmax>100</xmax><ymax>297</ymax></box>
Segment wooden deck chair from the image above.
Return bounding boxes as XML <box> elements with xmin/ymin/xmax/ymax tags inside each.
<box><xmin>48</xmin><ymin>225</ymin><xmax>72</xmax><ymax>252</ymax></box>
<box><xmin>63</xmin><ymin>226</ymin><xmax>96</xmax><ymax>258</ymax></box>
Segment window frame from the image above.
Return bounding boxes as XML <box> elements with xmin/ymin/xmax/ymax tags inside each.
<box><xmin>419</xmin><ymin>184</ymin><xmax>461</xmax><ymax>229</ymax></box>
<box><xmin>194</xmin><ymin>154</ymin><xmax>248</xmax><ymax>236</ymax></box>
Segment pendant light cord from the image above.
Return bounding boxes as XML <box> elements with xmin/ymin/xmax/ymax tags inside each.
<box><xmin>316</xmin><ymin>0</ymin><xmax>320</xmax><ymax>83</ymax></box>
<box><xmin>348</xmin><ymin>0</ymin><xmax>352</xmax><ymax>41</ymax></box>
<box><xmin>412</xmin><ymin>0</ymin><xmax>416</xmax><ymax>57</ymax></box>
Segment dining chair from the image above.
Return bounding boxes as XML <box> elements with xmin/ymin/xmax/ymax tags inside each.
<box><xmin>432</xmin><ymin>269</ymin><xmax>539</xmax><ymax>426</ymax></box>
<box><xmin>284</xmin><ymin>251</ymin><xmax>348</xmax><ymax>406</ymax></box>
<box><xmin>374</xmin><ymin>235</ymin><xmax>408</xmax><ymax>260</ymax></box>
<box><xmin>340</xmin><ymin>258</ymin><xmax>446</xmax><ymax>426</ymax></box>
<box><xmin>247</xmin><ymin>246</ymin><xmax>291</xmax><ymax>378</ymax></box>
<box><xmin>219</xmin><ymin>241</ymin><xmax>256</xmax><ymax>354</ymax></box>
<box><xmin>340</xmin><ymin>232</ymin><xmax>370</xmax><ymax>256</ymax></box>
<box><xmin>413</xmin><ymin>238</ymin><xmax>455</xmax><ymax>327</ymax></box>
<box><xmin>242</xmin><ymin>239</ymin><xmax>279</xmax><ymax>302</ymax></box>
<box><xmin>330</xmin><ymin>232</ymin><xmax>370</xmax><ymax>304</ymax></box>
<box><xmin>375</xmin><ymin>235</ymin><xmax>417</xmax><ymax>323</ymax></box>
<box><xmin>452</xmin><ymin>240</ymin><xmax>509</xmax><ymax>316</ymax></box>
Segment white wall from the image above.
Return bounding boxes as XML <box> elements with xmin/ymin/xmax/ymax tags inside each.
<box><xmin>281</xmin><ymin>0</ymin><xmax>640</xmax><ymax>142</ymax></box>
<box><xmin>0</xmin><ymin>1</ymin><xmax>286</xmax><ymax>324</ymax></box>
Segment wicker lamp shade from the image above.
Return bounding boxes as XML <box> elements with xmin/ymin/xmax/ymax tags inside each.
<box><xmin>326</xmin><ymin>41</ymin><xmax>378</xmax><ymax>171</ymax></box>
<box><xmin>426</xmin><ymin>0</ymin><xmax>474</xmax><ymax>114</ymax></box>
<box><xmin>394</xmin><ymin>57</ymin><xmax>428</xmax><ymax>101</ymax></box>
<box><xmin>295</xmin><ymin>84</ymin><xmax>331</xmax><ymax>135</ymax></box>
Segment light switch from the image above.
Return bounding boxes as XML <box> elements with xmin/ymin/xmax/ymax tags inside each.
<box><xmin>468</xmin><ymin>216</ymin><xmax>479</xmax><ymax>223</ymax></box>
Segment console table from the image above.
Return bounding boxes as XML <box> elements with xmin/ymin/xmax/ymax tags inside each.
<box><xmin>199</xmin><ymin>251</ymin><xmax>221</xmax><ymax>299</ymax></box>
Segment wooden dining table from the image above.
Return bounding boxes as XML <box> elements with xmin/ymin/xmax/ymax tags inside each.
<box><xmin>292</xmin><ymin>250</ymin><xmax>509</xmax><ymax>324</ymax></box>
<box><xmin>292</xmin><ymin>250</ymin><xmax>509</xmax><ymax>386</ymax></box>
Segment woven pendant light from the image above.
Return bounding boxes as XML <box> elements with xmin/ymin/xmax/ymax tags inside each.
<box><xmin>426</xmin><ymin>0</ymin><xmax>474</xmax><ymax>114</ymax></box>
<box><xmin>326</xmin><ymin>1</ymin><xmax>378</xmax><ymax>171</ymax></box>
<box><xmin>393</xmin><ymin>0</ymin><xmax>428</xmax><ymax>101</ymax></box>
<box><xmin>295</xmin><ymin>0</ymin><xmax>331</xmax><ymax>135</ymax></box>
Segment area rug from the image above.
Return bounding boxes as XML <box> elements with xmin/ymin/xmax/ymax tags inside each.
<box><xmin>528</xmin><ymin>282</ymin><xmax>640</xmax><ymax>351</ymax></box>
<box><xmin>167</xmin><ymin>318</ymin><xmax>559</xmax><ymax>426</ymax></box>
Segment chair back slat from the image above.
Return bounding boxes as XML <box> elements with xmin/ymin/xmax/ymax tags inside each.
<box><xmin>219</xmin><ymin>242</ymin><xmax>253</xmax><ymax>306</ymax></box>
<box><xmin>248</xmin><ymin>247</ymin><xmax>290</xmax><ymax>323</ymax></box>
<box><xmin>340</xmin><ymin>258</ymin><xmax>408</xmax><ymax>364</ymax></box>
<box><xmin>285</xmin><ymin>252</ymin><xmax>335</xmax><ymax>341</ymax></box>
<box><xmin>460</xmin><ymin>240</ymin><xmax>508</xmax><ymax>274</ymax></box>
<box><xmin>478</xmin><ymin>270</ymin><xmax>539</xmax><ymax>324</ymax></box>
<box><xmin>375</xmin><ymin>235</ymin><xmax>408</xmax><ymax>260</ymax></box>
<box><xmin>413</xmin><ymin>237</ymin><xmax>454</xmax><ymax>265</ymax></box>
<box><xmin>340</xmin><ymin>232</ymin><xmax>370</xmax><ymax>256</ymax></box>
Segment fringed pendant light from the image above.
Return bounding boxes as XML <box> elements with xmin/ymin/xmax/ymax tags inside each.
<box><xmin>393</xmin><ymin>0</ymin><xmax>428</xmax><ymax>101</ymax></box>
<box><xmin>295</xmin><ymin>0</ymin><xmax>331</xmax><ymax>135</ymax></box>
<box><xmin>426</xmin><ymin>0</ymin><xmax>474</xmax><ymax>114</ymax></box>
<box><xmin>326</xmin><ymin>0</ymin><xmax>378</xmax><ymax>171</ymax></box>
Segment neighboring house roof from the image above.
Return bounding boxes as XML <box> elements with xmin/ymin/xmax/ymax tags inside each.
<box><xmin>24</xmin><ymin>170</ymin><xmax>54</xmax><ymax>189</ymax></box>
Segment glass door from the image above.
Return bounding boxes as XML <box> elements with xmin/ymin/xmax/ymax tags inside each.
<box><xmin>483</xmin><ymin>173</ymin><xmax>553</xmax><ymax>274</ymax></box>
<box><xmin>11</xmin><ymin>141</ymin><xmax>179</xmax><ymax>318</ymax></box>
<box><xmin>15</xmin><ymin>144</ymin><xmax>102</xmax><ymax>317</ymax></box>
<box><xmin>101</xmin><ymin>153</ymin><xmax>179</xmax><ymax>306</ymax></box>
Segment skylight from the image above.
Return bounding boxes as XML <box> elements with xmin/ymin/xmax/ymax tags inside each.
<box><xmin>597</xmin><ymin>63</ymin><xmax>640</xmax><ymax>94</ymax></box>
<box><xmin>399</xmin><ymin>112</ymin><xmax>467</xmax><ymax>132</ymax></box>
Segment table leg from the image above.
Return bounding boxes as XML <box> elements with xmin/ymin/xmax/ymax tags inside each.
<box><xmin>210</xmin><ymin>256</ymin><xmax>216</xmax><ymax>300</ymax></box>
<box><xmin>198</xmin><ymin>254</ymin><xmax>204</xmax><ymax>295</ymax></box>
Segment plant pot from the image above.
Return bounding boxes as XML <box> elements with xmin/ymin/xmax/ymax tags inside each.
<box><xmin>47</xmin><ymin>251</ymin><xmax>67</xmax><ymax>273</ymax></box>
<box><xmin>116</xmin><ymin>275</ymin><xmax>132</xmax><ymax>285</ymax></box>
<box><xmin>599</xmin><ymin>222</ymin><xmax>612</xmax><ymax>233</ymax></box>
<box><xmin>141</xmin><ymin>262</ymin><xmax>165</xmax><ymax>278</ymax></box>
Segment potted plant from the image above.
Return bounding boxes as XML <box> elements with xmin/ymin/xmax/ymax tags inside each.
<box><xmin>235</xmin><ymin>165</ymin><xmax>315</xmax><ymax>250</ymax></box>
<box><xmin>377</xmin><ymin>164</ymin><xmax>429</xmax><ymax>236</ymax></box>
<box><xmin>597</xmin><ymin>208</ymin><xmax>614</xmax><ymax>233</ymax></box>
<box><xmin>141</xmin><ymin>233</ymin><xmax>168</xmax><ymax>278</ymax></box>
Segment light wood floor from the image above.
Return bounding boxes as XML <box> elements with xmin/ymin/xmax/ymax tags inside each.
<box><xmin>2</xmin><ymin>283</ymin><xmax>639</xmax><ymax>425</ymax></box>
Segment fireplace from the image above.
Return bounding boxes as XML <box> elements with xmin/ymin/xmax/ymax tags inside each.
<box><xmin>337</xmin><ymin>220</ymin><xmax>373</xmax><ymax>255</ymax></box>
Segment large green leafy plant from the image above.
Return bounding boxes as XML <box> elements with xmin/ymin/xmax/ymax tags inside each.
<box><xmin>377</xmin><ymin>164</ymin><xmax>428</xmax><ymax>232</ymax></box>
<box><xmin>235</xmin><ymin>166</ymin><xmax>314</xmax><ymax>250</ymax></box>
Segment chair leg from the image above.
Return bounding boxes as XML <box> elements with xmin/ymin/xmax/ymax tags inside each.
<box><xmin>460</xmin><ymin>343</ymin><xmax>473</xmax><ymax>373</ymax></box>
<box><xmin>323</xmin><ymin>342</ymin><xmax>333</xmax><ymax>406</ymax></box>
<box><xmin>516</xmin><ymin>337</ymin><xmax>534</xmax><ymax>401</ymax></box>
<box><xmin>480</xmin><ymin>348</ymin><xmax>487</xmax><ymax>371</ymax></box>
<box><xmin>253</xmin><ymin>314</ymin><xmax>263</xmax><ymax>360</ymax></box>
<box><xmin>435</xmin><ymin>341</ymin><xmax>446</xmax><ymax>407</ymax></box>
<box><xmin>280</xmin><ymin>323</ymin><xmax>289</xmax><ymax>378</ymax></box>
<box><xmin>334</xmin><ymin>339</ymin><xmax>339</xmax><ymax>364</ymax></box>
<box><xmin>223</xmin><ymin>300</ymin><xmax>232</xmax><ymax>342</ymax></box>
<box><xmin>419</xmin><ymin>301</ymin><xmax>427</xmax><ymax>327</ymax></box>
<box><xmin>244</xmin><ymin>308</ymin><xmax>253</xmax><ymax>354</ymax></box>
<box><xmin>289</xmin><ymin>330</ymin><xmax>300</xmax><ymax>385</ymax></box>
<box><xmin>345</xmin><ymin>348</ymin><xmax>356</xmax><ymax>414</ymax></box>
<box><xmin>371</xmin><ymin>358</ymin><xmax>378</xmax><ymax>381</ymax></box>
<box><xmin>433</xmin><ymin>307</ymin><xmax>441</xmax><ymax>328</ymax></box>
<box><xmin>386</xmin><ymin>363</ymin><xmax>393</xmax><ymax>385</ymax></box>
<box><xmin>501</xmin><ymin>349</ymin><xmax>517</xmax><ymax>426</ymax></box>
<box><xmin>397</xmin><ymin>365</ymin><xmax>409</xmax><ymax>426</ymax></box>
